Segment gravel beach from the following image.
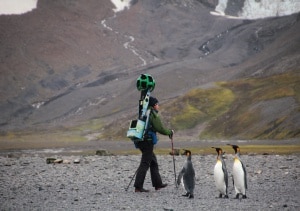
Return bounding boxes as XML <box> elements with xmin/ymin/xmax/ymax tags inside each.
<box><xmin>0</xmin><ymin>153</ymin><xmax>299</xmax><ymax>210</ymax></box>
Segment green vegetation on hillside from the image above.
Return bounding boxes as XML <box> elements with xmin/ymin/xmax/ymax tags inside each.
<box><xmin>165</xmin><ymin>71</ymin><xmax>300</xmax><ymax>140</ymax></box>
<box><xmin>167</xmin><ymin>87</ymin><xmax>235</xmax><ymax>130</ymax></box>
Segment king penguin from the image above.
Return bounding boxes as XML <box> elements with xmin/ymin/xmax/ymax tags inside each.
<box><xmin>177</xmin><ymin>149</ymin><xmax>195</xmax><ymax>199</ymax></box>
<box><xmin>227</xmin><ymin>144</ymin><xmax>247</xmax><ymax>199</ymax></box>
<box><xmin>212</xmin><ymin>147</ymin><xmax>228</xmax><ymax>198</ymax></box>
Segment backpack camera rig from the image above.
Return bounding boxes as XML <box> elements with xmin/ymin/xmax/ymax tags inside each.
<box><xmin>127</xmin><ymin>74</ymin><xmax>155</xmax><ymax>141</ymax></box>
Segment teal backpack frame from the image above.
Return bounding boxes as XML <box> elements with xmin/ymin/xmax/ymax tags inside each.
<box><xmin>126</xmin><ymin>74</ymin><xmax>155</xmax><ymax>141</ymax></box>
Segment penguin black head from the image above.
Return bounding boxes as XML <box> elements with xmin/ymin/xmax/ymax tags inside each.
<box><xmin>211</xmin><ymin>147</ymin><xmax>223</xmax><ymax>155</ymax></box>
<box><xmin>183</xmin><ymin>149</ymin><xmax>192</xmax><ymax>157</ymax></box>
<box><xmin>227</xmin><ymin>144</ymin><xmax>240</xmax><ymax>154</ymax></box>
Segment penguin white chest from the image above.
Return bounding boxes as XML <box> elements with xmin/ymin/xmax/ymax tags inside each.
<box><xmin>214</xmin><ymin>160</ymin><xmax>226</xmax><ymax>193</ymax></box>
<box><xmin>233</xmin><ymin>159</ymin><xmax>246</xmax><ymax>194</ymax></box>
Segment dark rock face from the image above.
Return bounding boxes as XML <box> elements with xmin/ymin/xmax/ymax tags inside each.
<box><xmin>225</xmin><ymin>0</ymin><xmax>245</xmax><ymax>16</ymax></box>
<box><xmin>0</xmin><ymin>0</ymin><xmax>299</xmax><ymax>139</ymax></box>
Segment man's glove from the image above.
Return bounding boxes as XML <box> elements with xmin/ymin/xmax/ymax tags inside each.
<box><xmin>169</xmin><ymin>129</ymin><xmax>174</xmax><ymax>139</ymax></box>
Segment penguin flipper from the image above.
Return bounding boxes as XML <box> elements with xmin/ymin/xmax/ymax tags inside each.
<box><xmin>222</xmin><ymin>161</ymin><xmax>229</xmax><ymax>189</ymax></box>
<box><xmin>224</xmin><ymin>172</ymin><xmax>229</xmax><ymax>192</ymax></box>
<box><xmin>177</xmin><ymin>168</ymin><xmax>185</xmax><ymax>186</ymax></box>
<box><xmin>241</xmin><ymin>161</ymin><xmax>247</xmax><ymax>189</ymax></box>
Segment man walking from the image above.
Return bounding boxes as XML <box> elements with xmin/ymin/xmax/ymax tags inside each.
<box><xmin>134</xmin><ymin>96</ymin><xmax>174</xmax><ymax>192</ymax></box>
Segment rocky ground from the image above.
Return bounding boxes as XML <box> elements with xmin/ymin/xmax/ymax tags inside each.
<box><xmin>0</xmin><ymin>152</ymin><xmax>299</xmax><ymax>210</ymax></box>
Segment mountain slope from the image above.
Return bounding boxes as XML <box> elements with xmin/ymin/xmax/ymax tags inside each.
<box><xmin>0</xmin><ymin>0</ymin><xmax>299</xmax><ymax>142</ymax></box>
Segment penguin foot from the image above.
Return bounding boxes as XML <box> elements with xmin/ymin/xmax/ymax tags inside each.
<box><xmin>182</xmin><ymin>193</ymin><xmax>189</xmax><ymax>197</ymax></box>
<box><xmin>189</xmin><ymin>194</ymin><xmax>194</xmax><ymax>199</ymax></box>
<box><xmin>218</xmin><ymin>194</ymin><xmax>228</xmax><ymax>199</ymax></box>
<box><xmin>235</xmin><ymin>193</ymin><xmax>247</xmax><ymax>199</ymax></box>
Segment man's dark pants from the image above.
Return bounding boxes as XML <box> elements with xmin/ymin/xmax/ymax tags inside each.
<box><xmin>134</xmin><ymin>140</ymin><xmax>163</xmax><ymax>189</ymax></box>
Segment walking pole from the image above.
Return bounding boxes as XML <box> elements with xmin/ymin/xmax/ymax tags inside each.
<box><xmin>171</xmin><ymin>136</ymin><xmax>177</xmax><ymax>188</ymax></box>
<box><xmin>125</xmin><ymin>168</ymin><xmax>138</xmax><ymax>191</ymax></box>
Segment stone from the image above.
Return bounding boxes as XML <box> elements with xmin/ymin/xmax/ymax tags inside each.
<box><xmin>46</xmin><ymin>158</ymin><xmax>56</xmax><ymax>164</ymax></box>
<box><xmin>73</xmin><ymin>159</ymin><xmax>80</xmax><ymax>164</ymax></box>
<box><xmin>96</xmin><ymin>149</ymin><xmax>110</xmax><ymax>156</ymax></box>
<box><xmin>53</xmin><ymin>159</ymin><xmax>63</xmax><ymax>164</ymax></box>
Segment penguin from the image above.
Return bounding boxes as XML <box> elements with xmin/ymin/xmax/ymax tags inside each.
<box><xmin>227</xmin><ymin>144</ymin><xmax>247</xmax><ymax>199</ymax></box>
<box><xmin>212</xmin><ymin>147</ymin><xmax>228</xmax><ymax>198</ymax></box>
<box><xmin>177</xmin><ymin>149</ymin><xmax>195</xmax><ymax>199</ymax></box>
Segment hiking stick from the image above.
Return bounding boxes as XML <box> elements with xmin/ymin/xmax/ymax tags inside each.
<box><xmin>125</xmin><ymin>168</ymin><xmax>138</xmax><ymax>191</ymax></box>
<box><xmin>171</xmin><ymin>137</ymin><xmax>177</xmax><ymax>188</ymax></box>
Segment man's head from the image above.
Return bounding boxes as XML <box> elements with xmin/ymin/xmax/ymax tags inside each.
<box><xmin>149</xmin><ymin>96</ymin><xmax>159</xmax><ymax>107</ymax></box>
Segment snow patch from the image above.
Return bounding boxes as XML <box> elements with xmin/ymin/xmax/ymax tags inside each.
<box><xmin>212</xmin><ymin>0</ymin><xmax>300</xmax><ymax>20</ymax></box>
<box><xmin>0</xmin><ymin>0</ymin><xmax>38</xmax><ymax>15</ymax></box>
<box><xmin>241</xmin><ymin>0</ymin><xmax>300</xmax><ymax>19</ymax></box>
<box><xmin>215</xmin><ymin>0</ymin><xmax>227</xmax><ymax>16</ymax></box>
<box><xmin>32</xmin><ymin>101</ymin><xmax>45</xmax><ymax>109</ymax></box>
<box><xmin>110</xmin><ymin>0</ymin><xmax>131</xmax><ymax>13</ymax></box>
